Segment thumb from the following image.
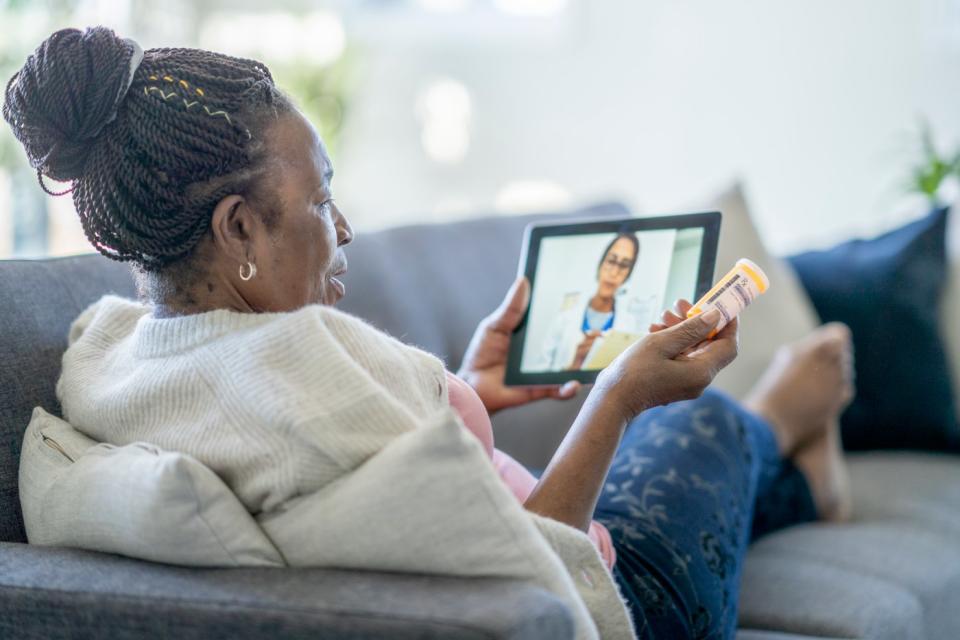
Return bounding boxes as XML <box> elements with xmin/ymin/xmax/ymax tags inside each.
<box><xmin>655</xmin><ymin>309</ymin><xmax>722</xmax><ymax>356</ymax></box>
<box><xmin>489</xmin><ymin>277</ymin><xmax>530</xmax><ymax>332</ymax></box>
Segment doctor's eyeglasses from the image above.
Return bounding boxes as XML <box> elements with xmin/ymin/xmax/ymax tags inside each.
<box><xmin>602</xmin><ymin>256</ymin><xmax>635</xmax><ymax>273</ymax></box>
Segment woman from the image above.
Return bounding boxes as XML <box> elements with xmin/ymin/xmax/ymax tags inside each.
<box><xmin>4</xmin><ymin>27</ymin><xmax>853</xmax><ymax>639</ymax></box>
<box><xmin>537</xmin><ymin>231</ymin><xmax>658</xmax><ymax>371</ymax></box>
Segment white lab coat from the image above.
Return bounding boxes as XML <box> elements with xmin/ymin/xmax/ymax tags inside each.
<box><xmin>535</xmin><ymin>289</ymin><xmax>660</xmax><ymax>372</ymax></box>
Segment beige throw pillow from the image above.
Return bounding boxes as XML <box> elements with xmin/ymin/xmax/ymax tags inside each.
<box><xmin>18</xmin><ymin>407</ymin><xmax>284</xmax><ymax>567</ymax></box>
<box><xmin>686</xmin><ymin>184</ymin><xmax>821</xmax><ymax>399</ymax></box>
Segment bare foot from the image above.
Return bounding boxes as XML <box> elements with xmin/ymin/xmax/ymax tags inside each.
<box><xmin>792</xmin><ymin>418</ymin><xmax>853</xmax><ymax>522</ymax></box>
<box><xmin>744</xmin><ymin>322</ymin><xmax>855</xmax><ymax>457</ymax></box>
<box><xmin>744</xmin><ymin>322</ymin><xmax>855</xmax><ymax>522</ymax></box>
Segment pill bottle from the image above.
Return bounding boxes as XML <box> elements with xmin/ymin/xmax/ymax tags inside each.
<box><xmin>686</xmin><ymin>258</ymin><xmax>770</xmax><ymax>338</ymax></box>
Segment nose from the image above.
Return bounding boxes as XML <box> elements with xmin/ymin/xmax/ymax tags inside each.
<box><xmin>333</xmin><ymin>202</ymin><xmax>353</xmax><ymax>247</ymax></box>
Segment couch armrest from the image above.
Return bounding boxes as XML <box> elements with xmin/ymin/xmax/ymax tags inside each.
<box><xmin>0</xmin><ymin>543</ymin><xmax>573</xmax><ymax>639</ymax></box>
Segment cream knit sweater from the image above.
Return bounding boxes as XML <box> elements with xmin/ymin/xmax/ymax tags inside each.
<box><xmin>57</xmin><ymin>295</ymin><xmax>635</xmax><ymax>640</ymax></box>
<box><xmin>57</xmin><ymin>295</ymin><xmax>450</xmax><ymax>515</ymax></box>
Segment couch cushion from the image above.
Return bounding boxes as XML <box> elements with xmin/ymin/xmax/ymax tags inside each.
<box><xmin>738</xmin><ymin>553</ymin><xmax>924</xmax><ymax>640</ymax></box>
<box><xmin>0</xmin><ymin>542</ymin><xmax>573</xmax><ymax>640</ymax></box>
<box><xmin>739</xmin><ymin>451</ymin><xmax>960</xmax><ymax>640</ymax></box>
<box><xmin>745</xmin><ymin>522</ymin><xmax>960</xmax><ymax>639</ymax></box>
<box><xmin>18</xmin><ymin>407</ymin><xmax>283</xmax><ymax>567</ymax></box>
<box><xmin>846</xmin><ymin>451</ymin><xmax>960</xmax><ymax>537</ymax></box>
<box><xmin>0</xmin><ymin>255</ymin><xmax>136</xmax><ymax>543</ymax></box>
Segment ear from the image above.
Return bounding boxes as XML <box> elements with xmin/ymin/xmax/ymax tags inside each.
<box><xmin>209</xmin><ymin>194</ymin><xmax>256</xmax><ymax>264</ymax></box>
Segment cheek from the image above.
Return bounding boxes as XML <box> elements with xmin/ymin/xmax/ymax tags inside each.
<box><xmin>270</xmin><ymin>232</ymin><xmax>320</xmax><ymax>295</ymax></box>
<box><xmin>301</xmin><ymin>220</ymin><xmax>338</xmax><ymax>294</ymax></box>
<box><xmin>287</xmin><ymin>216</ymin><xmax>333</xmax><ymax>266</ymax></box>
<box><xmin>313</xmin><ymin>219</ymin><xmax>338</xmax><ymax>270</ymax></box>
<box><xmin>278</xmin><ymin>211</ymin><xmax>336</xmax><ymax>268</ymax></box>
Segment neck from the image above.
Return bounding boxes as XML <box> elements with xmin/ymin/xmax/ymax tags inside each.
<box><xmin>138</xmin><ymin>267</ymin><xmax>256</xmax><ymax>319</ymax></box>
<box><xmin>589</xmin><ymin>292</ymin><xmax>615</xmax><ymax>313</ymax></box>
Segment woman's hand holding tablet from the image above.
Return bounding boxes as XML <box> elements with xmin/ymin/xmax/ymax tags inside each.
<box><xmin>458</xmin><ymin>277</ymin><xmax>582</xmax><ymax>414</ymax></box>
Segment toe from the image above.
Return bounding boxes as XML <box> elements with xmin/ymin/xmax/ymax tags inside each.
<box><xmin>825</xmin><ymin>322</ymin><xmax>854</xmax><ymax>349</ymax></box>
<box><xmin>811</xmin><ymin>333</ymin><xmax>845</xmax><ymax>360</ymax></box>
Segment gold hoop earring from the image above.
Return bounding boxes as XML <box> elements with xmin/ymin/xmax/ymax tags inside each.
<box><xmin>239</xmin><ymin>261</ymin><xmax>257</xmax><ymax>281</ymax></box>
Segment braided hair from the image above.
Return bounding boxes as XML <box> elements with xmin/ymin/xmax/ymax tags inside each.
<box><xmin>2</xmin><ymin>26</ymin><xmax>292</xmax><ymax>272</ymax></box>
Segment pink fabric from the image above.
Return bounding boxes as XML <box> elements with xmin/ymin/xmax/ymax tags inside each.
<box><xmin>445</xmin><ymin>372</ymin><xmax>616</xmax><ymax>569</ymax></box>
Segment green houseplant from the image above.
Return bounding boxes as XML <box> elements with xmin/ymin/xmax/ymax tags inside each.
<box><xmin>908</xmin><ymin>120</ymin><xmax>960</xmax><ymax>206</ymax></box>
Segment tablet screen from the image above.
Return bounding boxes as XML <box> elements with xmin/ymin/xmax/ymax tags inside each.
<box><xmin>505</xmin><ymin>212</ymin><xmax>720</xmax><ymax>386</ymax></box>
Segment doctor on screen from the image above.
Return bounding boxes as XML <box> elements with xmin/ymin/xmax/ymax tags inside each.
<box><xmin>538</xmin><ymin>232</ymin><xmax>659</xmax><ymax>371</ymax></box>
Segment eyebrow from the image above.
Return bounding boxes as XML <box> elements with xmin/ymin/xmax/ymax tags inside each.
<box><xmin>324</xmin><ymin>168</ymin><xmax>334</xmax><ymax>184</ymax></box>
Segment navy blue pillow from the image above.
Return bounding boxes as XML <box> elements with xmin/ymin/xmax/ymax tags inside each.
<box><xmin>788</xmin><ymin>206</ymin><xmax>959</xmax><ymax>451</ymax></box>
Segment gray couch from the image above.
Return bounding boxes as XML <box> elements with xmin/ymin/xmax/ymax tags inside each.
<box><xmin>1</xmin><ymin>202</ymin><xmax>958</xmax><ymax>639</ymax></box>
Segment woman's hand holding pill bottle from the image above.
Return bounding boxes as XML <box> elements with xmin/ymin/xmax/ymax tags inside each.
<box><xmin>685</xmin><ymin>258</ymin><xmax>770</xmax><ymax>339</ymax></box>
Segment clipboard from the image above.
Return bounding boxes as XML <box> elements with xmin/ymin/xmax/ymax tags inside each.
<box><xmin>581</xmin><ymin>330</ymin><xmax>643</xmax><ymax>370</ymax></box>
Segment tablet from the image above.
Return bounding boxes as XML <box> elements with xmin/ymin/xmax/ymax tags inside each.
<box><xmin>504</xmin><ymin>212</ymin><xmax>721</xmax><ymax>386</ymax></box>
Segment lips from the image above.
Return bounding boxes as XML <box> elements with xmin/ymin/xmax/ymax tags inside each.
<box><xmin>328</xmin><ymin>257</ymin><xmax>348</xmax><ymax>299</ymax></box>
<box><xmin>329</xmin><ymin>276</ymin><xmax>345</xmax><ymax>298</ymax></box>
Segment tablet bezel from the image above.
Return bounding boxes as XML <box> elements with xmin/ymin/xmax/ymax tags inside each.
<box><xmin>504</xmin><ymin>211</ymin><xmax>721</xmax><ymax>386</ymax></box>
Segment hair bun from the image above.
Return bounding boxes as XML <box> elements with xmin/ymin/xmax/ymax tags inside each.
<box><xmin>2</xmin><ymin>26</ymin><xmax>139</xmax><ymax>182</ymax></box>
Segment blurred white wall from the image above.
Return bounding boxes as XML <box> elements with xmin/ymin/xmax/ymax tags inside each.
<box><xmin>1</xmin><ymin>0</ymin><xmax>956</xmax><ymax>257</ymax></box>
<box><xmin>333</xmin><ymin>0</ymin><xmax>960</xmax><ymax>254</ymax></box>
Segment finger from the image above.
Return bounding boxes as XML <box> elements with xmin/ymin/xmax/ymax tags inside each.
<box><xmin>552</xmin><ymin>380</ymin><xmax>581</xmax><ymax>399</ymax></box>
<box><xmin>660</xmin><ymin>309</ymin><xmax>683</xmax><ymax>327</ymax></box>
<box><xmin>649</xmin><ymin>323</ymin><xmax>667</xmax><ymax>333</ymax></box>
<box><xmin>690</xmin><ymin>337</ymin><xmax>738</xmax><ymax>371</ymax></box>
<box><xmin>713</xmin><ymin>315</ymin><xmax>738</xmax><ymax>340</ymax></box>
<box><xmin>678</xmin><ymin>315</ymin><xmax>736</xmax><ymax>356</ymax></box>
<box><xmin>660</xmin><ymin>309</ymin><xmax>684</xmax><ymax>328</ymax></box>
<box><xmin>688</xmin><ymin>317</ymin><xmax>739</xmax><ymax>368</ymax></box>
<box><xmin>523</xmin><ymin>386</ymin><xmax>554</xmax><ymax>402</ymax></box>
<box><xmin>674</xmin><ymin>299</ymin><xmax>693</xmax><ymax>316</ymax></box>
<box><xmin>655</xmin><ymin>309</ymin><xmax>722</xmax><ymax>357</ymax></box>
<box><xmin>488</xmin><ymin>277</ymin><xmax>530</xmax><ymax>333</ymax></box>
<box><xmin>524</xmin><ymin>380</ymin><xmax>578</xmax><ymax>402</ymax></box>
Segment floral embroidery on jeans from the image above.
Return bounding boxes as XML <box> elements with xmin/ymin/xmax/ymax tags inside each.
<box><xmin>595</xmin><ymin>390</ymin><xmax>819</xmax><ymax>640</ymax></box>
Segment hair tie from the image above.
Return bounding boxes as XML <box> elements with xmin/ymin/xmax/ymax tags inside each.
<box><xmin>105</xmin><ymin>37</ymin><xmax>144</xmax><ymax>125</ymax></box>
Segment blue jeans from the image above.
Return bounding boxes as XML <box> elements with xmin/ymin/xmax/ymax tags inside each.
<box><xmin>594</xmin><ymin>389</ymin><xmax>818</xmax><ymax>640</ymax></box>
